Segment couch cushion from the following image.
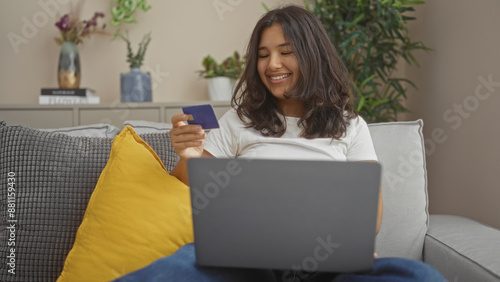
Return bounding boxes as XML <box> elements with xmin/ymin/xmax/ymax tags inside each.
<box><xmin>122</xmin><ymin>120</ymin><xmax>173</xmax><ymax>134</ymax></box>
<box><xmin>0</xmin><ymin>122</ymin><xmax>179</xmax><ymax>281</ymax></box>
<box><xmin>424</xmin><ymin>215</ymin><xmax>500</xmax><ymax>281</ymax></box>
<box><xmin>40</xmin><ymin>123</ymin><xmax>121</xmax><ymax>138</ymax></box>
<box><xmin>368</xmin><ymin>120</ymin><xmax>428</xmax><ymax>261</ymax></box>
<box><xmin>57</xmin><ymin>126</ymin><xmax>193</xmax><ymax>281</ymax></box>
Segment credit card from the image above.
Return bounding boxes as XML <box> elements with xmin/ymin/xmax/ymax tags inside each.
<box><xmin>182</xmin><ymin>104</ymin><xmax>220</xmax><ymax>129</ymax></box>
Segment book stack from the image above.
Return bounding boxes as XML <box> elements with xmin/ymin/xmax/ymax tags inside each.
<box><xmin>39</xmin><ymin>88</ymin><xmax>100</xmax><ymax>105</ymax></box>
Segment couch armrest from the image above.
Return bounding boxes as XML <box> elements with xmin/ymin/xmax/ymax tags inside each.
<box><xmin>424</xmin><ymin>215</ymin><xmax>500</xmax><ymax>281</ymax></box>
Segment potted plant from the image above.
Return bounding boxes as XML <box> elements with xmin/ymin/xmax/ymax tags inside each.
<box><xmin>303</xmin><ymin>0</ymin><xmax>430</xmax><ymax>122</ymax></box>
<box><xmin>118</xmin><ymin>32</ymin><xmax>152</xmax><ymax>102</ymax></box>
<box><xmin>109</xmin><ymin>0</ymin><xmax>152</xmax><ymax>102</ymax></box>
<box><xmin>198</xmin><ymin>51</ymin><xmax>244</xmax><ymax>101</ymax></box>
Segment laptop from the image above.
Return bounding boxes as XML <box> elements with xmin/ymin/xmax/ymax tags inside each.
<box><xmin>187</xmin><ymin>158</ymin><xmax>381</xmax><ymax>274</ymax></box>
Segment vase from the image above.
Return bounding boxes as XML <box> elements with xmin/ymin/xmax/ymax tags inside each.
<box><xmin>58</xmin><ymin>41</ymin><xmax>81</xmax><ymax>89</ymax></box>
<box><xmin>207</xmin><ymin>77</ymin><xmax>235</xmax><ymax>101</ymax></box>
<box><xmin>120</xmin><ymin>68</ymin><xmax>152</xmax><ymax>103</ymax></box>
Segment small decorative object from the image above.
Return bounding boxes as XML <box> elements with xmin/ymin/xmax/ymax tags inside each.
<box><xmin>109</xmin><ymin>0</ymin><xmax>153</xmax><ymax>102</ymax></box>
<box><xmin>58</xmin><ymin>41</ymin><xmax>81</xmax><ymax>89</ymax></box>
<box><xmin>54</xmin><ymin>4</ymin><xmax>106</xmax><ymax>89</ymax></box>
<box><xmin>198</xmin><ymin>51</ymin><xmax>244</xmax><ymax>101</ymax></box>
<box><xmin>119</xmin><ymin>32</ymin><xmax>152</xmax><ymax>102</ymax></box>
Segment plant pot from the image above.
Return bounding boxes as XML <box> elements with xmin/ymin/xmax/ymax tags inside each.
<box><xmin>120</xmin><ymin>68</ymin><xmax>152</xmax><ymax>103</ymax></box>
<box><xmin>58</xmin><ymin>41</ymin><xmax>81</xmax><ymax>89</ymax></box>
<box><xmin>207</xmin><ymin>77</ymin><xmax>235</xmax><ymax>101</ymax></box>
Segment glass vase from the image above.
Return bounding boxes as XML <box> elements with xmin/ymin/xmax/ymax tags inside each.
<box><xmin>58</xmin><ymin>41</ymin><xmax>81</xmax><ymax>89</ymax></box>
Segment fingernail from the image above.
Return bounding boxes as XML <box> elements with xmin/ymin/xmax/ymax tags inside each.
<box><xmin>196</xmin><ymin>126</ymin><xmax>201</xmax><ymax>130</ymax></box>
<box><xmin>182</xmin><ymin>114</ymin><xmax>188</xmax><ymax>119</ymax></box>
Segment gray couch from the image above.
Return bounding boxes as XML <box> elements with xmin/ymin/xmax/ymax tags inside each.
<box><xmin>0</xmin><ymin>119</ymin><xmax>499</xmax><ymax>281</ymax></box>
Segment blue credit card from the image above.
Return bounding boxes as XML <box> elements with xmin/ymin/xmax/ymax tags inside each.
<box><xmin>182</xmin><ymin>104</ymin><xmax>220</xmax><ymax>129</ymax></box>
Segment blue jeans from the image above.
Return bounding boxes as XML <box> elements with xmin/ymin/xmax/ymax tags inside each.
<box><xmin>114</xmin><ymin>243</ymin><xmax>445</xmax><ymax>282</ymax></box>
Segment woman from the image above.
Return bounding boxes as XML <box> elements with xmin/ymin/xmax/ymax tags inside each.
<box><xmin>172</xmin><ymin>4</ymin><xmax>382</xmax><ymax>234</ymax></box>
<box><xmin>118</xmin><ymin>5</ymin><xmax>445</xmax><ymax>282</ymax></box>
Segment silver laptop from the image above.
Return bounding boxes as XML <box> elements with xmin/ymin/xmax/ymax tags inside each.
<box><xmin>187</xmin><ymin>158</ymin><xmax>381</xmax><ymax>274</ymax></box>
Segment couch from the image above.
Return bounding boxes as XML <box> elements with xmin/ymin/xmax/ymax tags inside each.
<box><xmin>0</xmin><ymin>118</ymin><xmax>499</xmax><ymax>281</ymax></box>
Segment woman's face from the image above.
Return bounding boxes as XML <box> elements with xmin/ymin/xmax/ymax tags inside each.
<box><xmin>257</xmin><ymin>24</ymin><xmax>301</xmax><ymax>115</ymax></box>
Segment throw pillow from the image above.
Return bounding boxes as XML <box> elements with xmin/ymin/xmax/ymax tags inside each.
<box><xmin>57</xmin><ymin>126</ymin><xmax>194</xmax><ymax>281</ymax></box>
<box><xmin>368</xmin><ymin>120</ymin><xmax>428</xmax><ymax>261</ymax></box>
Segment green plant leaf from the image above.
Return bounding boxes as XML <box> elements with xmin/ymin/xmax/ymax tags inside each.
<box><xmin>262</xmin><ymin>2</ymin><xmax>270</xmax><ymax>11</ymax></box>
<box><xmin>352</xmin><ymin>14</ymin><xmax>365</xmax><ymax>25</ymax></box>
<box><xmin>370</xmin><ymin>99</ymin><xmax>391</xmax><ymax>106</ymax></box>
<box><xmin>399</xmin><ymin>1</ymin><xmax>425</xmax><ymax>5</ymax></box>
<box><xmin>360</xmin><ymin>74</ymin><xmax>377</xmax><ymax>88</ymax></box>
<box><xmin>123</xmin><ymin>17</ymin><xmax>137</xmax><ymax>24</ymax></box>
<box><xmin>357</xmin><ymin>95</ymin><xmax>366</xmax><ymax>112</ymax></box>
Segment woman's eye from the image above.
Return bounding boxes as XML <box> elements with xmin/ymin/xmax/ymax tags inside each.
<box><xmin>258</xmin><ymin>54</ymin><xmax>269</xmax><ymax>58</ymax></box>
<box><xmin>282</xmin><ymin>51</ymin><xmax>292</xmax><ymax>55</ymax></box>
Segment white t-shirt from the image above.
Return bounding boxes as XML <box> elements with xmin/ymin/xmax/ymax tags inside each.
<box><xmin>204</xmin><ymin>109</ymin><xmax>378</xmax><ymax>162</ymax></box>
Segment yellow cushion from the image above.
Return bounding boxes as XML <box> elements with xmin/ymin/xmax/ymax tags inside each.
<box><xmin>57</xmin><ymin>126</ymin><xmax>194</xmax><ymax>282</ymax></box>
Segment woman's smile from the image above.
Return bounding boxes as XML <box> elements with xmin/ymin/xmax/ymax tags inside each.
<box><xmin>269</xmin><ymin>73</ymin><xmax>291</xmax><ymax>82</ymax></box>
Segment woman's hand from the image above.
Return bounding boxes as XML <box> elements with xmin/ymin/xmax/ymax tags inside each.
<box><xmin>169</xmin><ymin>114</ymin><xmax>207</xmax><ymax>161</ymax></box>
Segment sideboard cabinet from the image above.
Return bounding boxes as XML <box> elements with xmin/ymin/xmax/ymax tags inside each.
<box><xmin>0</xmin><ymin>101</ymin><xmax>231</xmax><ymax>129</ymax></box>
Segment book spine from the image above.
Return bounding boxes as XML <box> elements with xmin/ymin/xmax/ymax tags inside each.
<box><xmin>40</xmin><ymin>89</ymin><xmax>92</xmax><ymax>97</ymax></box>
<box><xmin>38</xmin><ymin>96</ymin><xmax>100</xmax><ymax>105</ymax></box>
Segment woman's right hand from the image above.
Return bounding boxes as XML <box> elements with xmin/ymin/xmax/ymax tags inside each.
<box><xmin>169</xmin><ymin>114</ymin><xmax>207</xmax><ymax>161</ymax></box>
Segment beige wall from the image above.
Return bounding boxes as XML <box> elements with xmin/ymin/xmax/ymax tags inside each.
<box><xmin>405</xmin><ymin>0</ymin><xmax>500</xmax><ymax>229</ymax></box>
<box><xmin>0</xmin><ymin>0</ymin><xmax>302</xmax><ymax>104</ymax></box>
<box><xmin>2</xmin><ymin>0</ymin><xmax>500</xmax><ymax>229</ymax></box>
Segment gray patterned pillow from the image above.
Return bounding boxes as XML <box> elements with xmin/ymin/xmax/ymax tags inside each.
<box><xmin>0</xmin><ymin>122</ymin><xmax>178</xmax><ymax>281</ymax></box>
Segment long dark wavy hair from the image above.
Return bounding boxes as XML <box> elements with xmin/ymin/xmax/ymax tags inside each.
<box><xmin>232</xmin><ymin>5</ymin><xmax>358</xmax><ymax>139</ymax></box>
